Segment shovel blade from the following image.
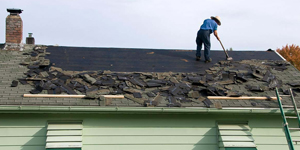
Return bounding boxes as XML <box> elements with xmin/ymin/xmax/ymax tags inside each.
<box><xmin>227</xmin><ymin>57</ymin><xmax>233</xmax><ymax>61</ymax></box>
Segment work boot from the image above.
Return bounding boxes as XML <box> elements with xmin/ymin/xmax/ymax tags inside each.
<box><xmin>196</xmin><ymin>56</ymin><xmax>201</xmax><ymax>61</ymax></box>
<box><xmin>205</xmin><ymin>58</ymin><xmax>212</xmax><ymax>63</ymax></box>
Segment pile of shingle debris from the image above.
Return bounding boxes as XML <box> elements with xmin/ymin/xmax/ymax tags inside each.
<box><xmin>11</xmin><ymin>46</ymin><xmax>297</xmax><ymax>107</ymax></box>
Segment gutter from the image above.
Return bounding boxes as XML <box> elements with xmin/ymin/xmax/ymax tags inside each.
<box><xmin>0</xmin><ymin>105</ymin><xmax>295</xmax><ymax>114</ymax></box>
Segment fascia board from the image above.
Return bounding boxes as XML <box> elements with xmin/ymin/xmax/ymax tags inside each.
<box><xmin>0</xmin><ymin>105</ymin><xmax>295</xmax><ymax>115</ymax></box>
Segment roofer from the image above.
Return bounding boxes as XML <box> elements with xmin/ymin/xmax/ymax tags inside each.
<box><xmin>196</xmin><ymin>16</ymin><xmax>221</xmax><ymax>63</ymax></box>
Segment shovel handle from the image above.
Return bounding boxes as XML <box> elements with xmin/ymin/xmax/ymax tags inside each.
<box><xmin>219</xmin><ymin>40</ymin><xmax>226</xmax><ymax>51</ymax></box>
<box><xmin>219</xmin><ymin>40</ymin><xmax>230</xmax><ymax>58</ymax></box>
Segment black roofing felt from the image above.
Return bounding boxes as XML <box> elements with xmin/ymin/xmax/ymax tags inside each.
<box><xmin>45</xmin><ymin>46</ymin><xmax>282</xmax><ymax>72</ymax></box>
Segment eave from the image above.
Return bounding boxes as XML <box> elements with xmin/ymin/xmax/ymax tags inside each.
<box><xmin>0</xmin><ymin>105</ymin><xmax>294</xmax><ymax>115</ymax></box>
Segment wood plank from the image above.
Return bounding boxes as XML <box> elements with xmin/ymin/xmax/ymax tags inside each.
<box><xmin>83</xmin><ymin>145</ymin><xmax>218</xmax><ymax>150</ymax></box>
<box><xmin>253</xmin><ymin>136</ymin><xmax>287</xmax><ymax>145</ymax></box>
<box><xmin>83</xmin><ymin>135</ymin><xmax>216</xmax><ymax>145</ymax></box>
<box><xmin>103</xmin><ymin>95</ymin><xmax>125</xmax><ymax>99</ymax></box>
<box><xmin>83</xmin><ymin>116</ymin><xmax>215</xmax><ymax>128</ymax></box>
<box><xmin>208</xmin><ymin>96</ymin><xmax>278</xmax><ymax>100</ymax></box>
<box><xmin>251</xmin><ymin>128</ymin><xmax>300</xmax><ymax>137</ymax></box>
<box><xmin>46</xmin><ymin>136</ymin><xmax>82</xmax><ymax>142</ymax></box>
<box><xmin>23</xmin><ymin>94</ymin><xmax>124</xmax><ymax>99</ymax></box>
<box><xmin>0</xmin><ymin>128</ymin><xmax>46</xmax><ymax>137</ymax></box>
<box><xmin>219</xmin><ymin>130</ymin><xmax>251</xmax><ymax>136</ymax></box>
<box><xmin>251</xmin><ymin>128</ymin><xmax>288</xmax><ymax>136</ymax></box>
<box><xmin>219</xmin><ymin>136</ymin><xmax>254</xmax><ymax>142</ymax></box>
<box><xmin>220</xmin><ymin>142</ymin><xmax>256</xmax><ymax>147</ymax></box>
<box><xmin>47</xmin><ymin>124</ymin><xmax>82</xmax><ymax>130</ymax></box>
<box><xmin>47</xmin><ymin>130</ymin><xmax>82</xmax><ymax>136</ymax></box>
<box><xmin>0</xmin><ymin>146</ymin><xmax>45</xmax><ymax>150</ymax></box>
<box><xmin>46</xmin><ymin>142</ymin><xmax>82</xmax><ymax>148</ymax></box>
<box><xmin>256</xmin><ymin>145</ymin><xmax>300</xmax><ymax>150</ymax></box>
<box><xmin>83</xmin><ymin>128</ymin><xmax>217</xmax><ymax>136</ymax></box>
<box><xmin>46</xmin><ymin>148</ymin><xmax>81</xmax><ymax>150</ymax></box>
<box><xmin>80</xmin><ymin>134</ymin><xmax>291</xmax><ymax>145</ymax></box>
<box><xmin>24</xmin><ymin>94</ymin><xmax>86</xmax><ymax>98</ymax></box>
<box><xmin>218</xmin><ymin>125</ymin><xmax>250</xmax><ymax>130</ymax></box>
<box><xmin>0</xmin><ymin>137</ymin><xmax>46</xmax><ymax>146</ymax></box>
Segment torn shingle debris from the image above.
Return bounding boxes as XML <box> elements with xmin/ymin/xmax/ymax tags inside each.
<box><xmin>11</xmin><ymin>80</ymin><xmax>18</xmax><ymax>87</ymax></box>
<box><xmin>11</xmin><ymin>45</ymin><xmax>300</xmax><ymax>108</ymax></box>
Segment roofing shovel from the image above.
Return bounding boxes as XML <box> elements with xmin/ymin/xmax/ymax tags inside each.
<box><xmin>219</xmin><ymin>40</ymin><xmax>233</xmax><ymax>61</ymax></box>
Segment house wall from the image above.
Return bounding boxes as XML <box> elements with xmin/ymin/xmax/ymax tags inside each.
<box><xmin>0</xmin><ymin>112</ymin><xmax>299</xmax><ymax>150</ymax></box>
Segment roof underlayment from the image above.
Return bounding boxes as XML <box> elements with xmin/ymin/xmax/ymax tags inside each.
<box><xmin>1</xmin><ymin>45</ymin><xmax>300</xmax><ymax>109</ymax></box>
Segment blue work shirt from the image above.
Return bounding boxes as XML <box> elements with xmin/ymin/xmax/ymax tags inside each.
<box><xmin>200</xmin><ymin>19</ymin><xmax>218</xmax><ymax>32</ymax></box>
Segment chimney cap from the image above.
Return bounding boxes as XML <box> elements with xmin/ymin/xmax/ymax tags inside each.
<box><xmin>7</xmin><ymin>8</ymin><xmax>23</xmax><ymax>14</ymax></box>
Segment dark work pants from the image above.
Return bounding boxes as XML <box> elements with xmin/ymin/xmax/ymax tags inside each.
<box><xmin>196</xmin><ymin>29</ymin><xmax>211</xmax><ymax>61</ymax></box>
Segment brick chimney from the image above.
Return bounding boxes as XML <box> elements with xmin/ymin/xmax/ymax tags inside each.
<box><xmin>4</xmin><ymin>8</ymin><xmax>24</xmax><ymax>51</ymax></box>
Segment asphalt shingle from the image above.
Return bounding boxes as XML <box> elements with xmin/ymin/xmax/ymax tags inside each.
<box><xmin>1</xmin><ymin>45</ymin><xmax>300</xmax><ymax>108</ymax></box>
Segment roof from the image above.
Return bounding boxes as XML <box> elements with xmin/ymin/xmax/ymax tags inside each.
<box><xmin>0</xmin><ymin>44</ymin><xmax>299</xmax><ymax>111</ymax></box>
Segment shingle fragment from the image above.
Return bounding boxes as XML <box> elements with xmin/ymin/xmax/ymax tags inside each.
<box><xmin>146</xmin><ymin>92</ymin><xmax>156</xmax><ymax>97</ymax></box>
<box><xmin>245</xmin><ymin>85</ymin><xmax>264</xmax><ymax>92</ymax></box>
<box><xmin>60</xmin><ymin>85</ymin><xmax>77</xmax><ymax>95</ymax></box>
<box><xmin>288</xmin><ymin>82</ymin><xmax>300</xmax><ymax>87</ymax></box>
<box><xmin>133</xmin><ymin>92</ymin><xmax>142</xmax><ymax>98</ymax></box>
<box><xmin>188</xmin><ymin>91</ymin><xmax>200</xmax><ymax>98</ymax></box>
<box><xmin>30</xmin><ymin>85</ymin><xmax>43</xmax><ymax>94</ymax></box>
<box><xmin>11</xmin><ymin>80</ymin><xmax>18</xmax><ymax>87</ymax></box>
<box><xmin>268</xmin><ymin>78</ymin><xmax>282</xmax><ymax>89</ymax></box>
<box><xmin>236</xmin><ymin>73</ymin><xmax>248</xmax><ymax>82</ymax></box>
<box><xmin>214</xmin><ymin>102</ymin><xmax>222</xmax><ymax>109</ymax></box>
<box><xmin>82</xmin><ymin>74</ymin><xmax>97</xmax><ymax>84</ymax></box>
<box><xmin>124</xmin><ymin>94</ymin><xmax>145</xmax><ymax>105</ymax></box>
<box><xmin>203</xmin><ymin>98</ymin><xmax>213</xmax><ymax>108</ymax></box>
<box><xmin>129</xmin><ymin>78</ymin><xmax>147</xmax><ymax>87</ymax></box>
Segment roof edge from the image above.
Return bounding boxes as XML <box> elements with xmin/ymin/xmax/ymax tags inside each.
<box><xmin>46</xmin><ymin>45</ymin><xmax>275</xmax><ymax>52</ymax></box>
<box><xmin>0</xmin><ymin>105</ymin><xmax>293</xmax><ymax>114</ymax></box>
<box><xmin>274</xmin><ymin>49</ymin><xmax>286</xmax><ymax>61</ymax></box>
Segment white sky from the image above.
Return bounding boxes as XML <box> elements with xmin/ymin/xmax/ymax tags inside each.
<box><xmin>1</xmin><ymin>0</ymin><xmax>299</xmax><ymax>50</ymax></box>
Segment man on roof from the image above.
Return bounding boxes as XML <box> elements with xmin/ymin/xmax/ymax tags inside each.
<box><xmin>196</xmin><ymin>16</ymin><xmax>221</xmax><ymax>63</ymax></box>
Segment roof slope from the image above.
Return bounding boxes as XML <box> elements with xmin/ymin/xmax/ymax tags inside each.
<box><xmin>0</xmin><ymin>45</ymin><xmax>299</xmax><ymax>109</ymax></box>
<box><xmin>45</xmin><ymin>46</ymin><xmax>282</xmax><ymax>72</ymax></box>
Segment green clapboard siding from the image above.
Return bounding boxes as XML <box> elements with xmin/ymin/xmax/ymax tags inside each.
<box><xmin>84</xmin><ymin>145</ymin><xmax>218</xmax><ymax>150</ymax></box>
<box><xmin>0</xmin><ymin>137</ymin><xmax>46</xmax><ymax>146</ymax></box>
<box><xmin>257</xmin><ymin>145</ymin><xmax>300</xmax><ymax>149</ymax></box>
<box><xmin>0</xmin><ymin>128</ymin><xmax>46</xmax><ymax>136</ymax></box>
<box><xmin>225</xmin><ymin>148</ymin><xmax>257</xmax><ymax>150</ymax></box>
<box><xmin>0</xmin><ymin>113</ymin><xmax>297</xmax><ymax>150</ymax></box>
<box><xmin>46</xmin><ymin>148</ymin><xmax>81</xmax><ymax>150</ymax></box>
<box><xmin>0</xmin><ymin>146</ymin><xmax>45</xmax><ymax>150</ymax></box>
<box><xmin>83</xmin><ymin>128</ymin><xmax>216</xmax><ymax>135</ymax></box>
<box><xmin>83</xmin><ymin>135</ymin><xmax>216</xmax><ymax>145</ymax></box>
